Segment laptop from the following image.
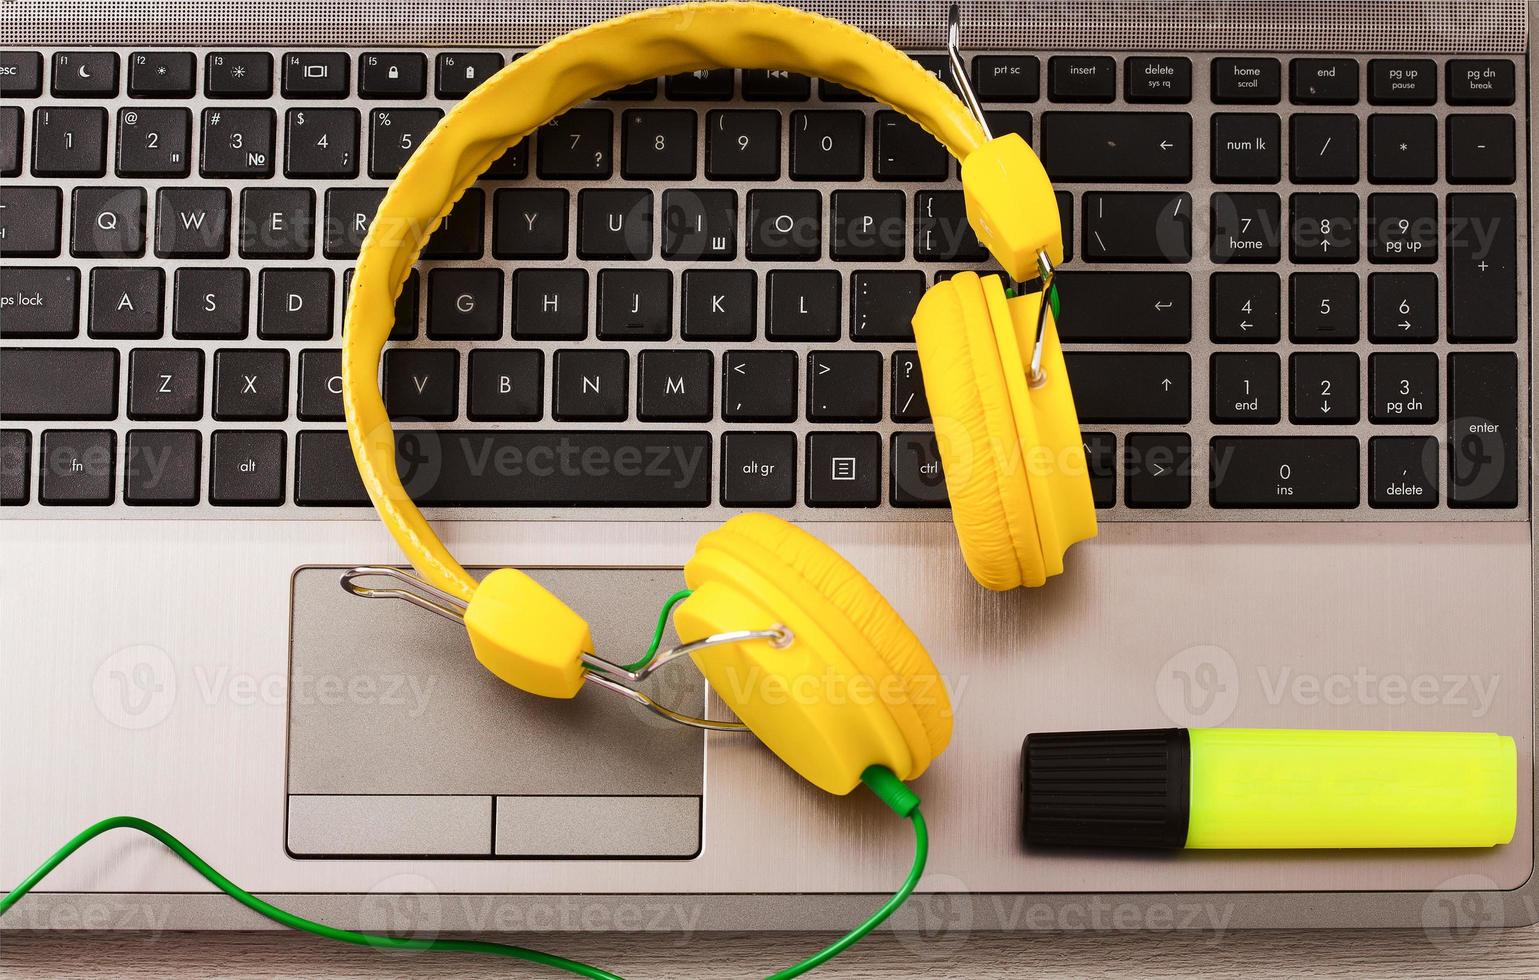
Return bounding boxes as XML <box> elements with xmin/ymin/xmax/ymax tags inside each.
<box><xmin>1</xmin><ymin>0</ymin><xmax>1533</xmax><ymax>942</ymax></box>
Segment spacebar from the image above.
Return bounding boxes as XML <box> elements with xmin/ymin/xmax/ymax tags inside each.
<box><xmin>295</xmin><ymin>430</ymin><xmax>713</xmax><ymax>506</ymax></box>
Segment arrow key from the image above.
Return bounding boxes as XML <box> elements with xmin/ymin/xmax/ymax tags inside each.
<box><xmin>1124</xmin><ymin>433</ymin><xmax>1191</xmax><ymax>508</ymax></box>
<box><xmin>1290</xmin><ymin>352</ymin><xmax>1359</xmax><ymax>424</ymax></box>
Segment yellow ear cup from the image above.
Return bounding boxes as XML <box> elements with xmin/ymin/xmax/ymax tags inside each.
<box><xmin>912</xmin><ymin>272</ymin><xmax>1045</xmax><ymax>590</ymax></box>
<box><xmin>673</xmin><ymin>514</ymin><xmax>952</xmax><ymax>795</ymax></box>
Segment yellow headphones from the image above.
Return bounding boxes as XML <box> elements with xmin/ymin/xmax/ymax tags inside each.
<box><xmin>341</xmin><ymin>1</ymin><xmax>1097</xmax><ymax>797</ymax></box>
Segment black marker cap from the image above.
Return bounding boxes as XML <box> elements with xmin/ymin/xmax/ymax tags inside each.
<box><xmin>1021</xmin><ymin>727</ymin><xmax>1191</xmax><ymax>848</ymax></box>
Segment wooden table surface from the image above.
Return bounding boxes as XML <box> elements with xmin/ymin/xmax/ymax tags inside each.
<box><xmin>5</xmin><ymin>926</ymin><xmax>1538</xmax><ymax>977</ymax></box>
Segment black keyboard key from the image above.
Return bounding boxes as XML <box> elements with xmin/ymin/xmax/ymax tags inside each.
<box><xmin>682</xmin><ymin>270</ymin><xmax>755</xmax><ymax>341</ymax></box>
<box><xmin>467</xmin><ymin>349</ymin><xmax>543</xmax><ymax>422</ymax></box>
<box><xmin>0</xmin><ymin>348</ymin><xmax>117</xmax><ymax>420</ymax></box>
<box><xmin>538</xmin><ymin>109</ymin><xmax>612</xmax><ymax>179</ymax></box>
<box><xmin>1447</xmin><ymin>60</ymin><xmax>1515</xmax><ymax>105</ymax></box>
<box><xmin>1210</xmin><ymin>437</ymin><xmax>1358</xmax><ymax>508</ymax></box>
<box><xmin>1290</xmin><ymin>114</ymin><xmax>1358</xmax><ymax>183</ymax></box>
<box><xmin>622</xmin><ymin>109</ymin><xmax>695</xmax><ymax>179</ymax></box>
<box><xmin>553</xmin><ymin>349</ymin><xmax>627</xmax><ymax>421</ymax></box>
<box><xmin>1369</xmin><ymin>59</ymin><xmax>1436</xmax><ymax>105</ymax></box>
<box><xmin>599</xmin><ymin>78</ymin><xmax>657</xmax><ymax>101</ymax></box>
<box><xmin>117</xmin><ymin>107</ymin><xmax>191</xmax><ymax>177</ymax></box>
<box><xmin>1052</xmin><ymin>272</ymin><xmax>1191</xmax><ymax>343</ymax></box>
<box><xmin>436</xmin><ymin>430</ymin><xmax>714</xmax><ymax>506</ymax></box>
<box><xmin>1210</xmin><ymin>272</ymin><xmax>1280</xmax><ymax>342</ymax></box>
<box><xmin>171</xmin><ymin>267</ymin><xmax>247</xmax><ymax>339</ymax></box>
<box><xmin>282</xmin><ymin>51</ymin><xmax>349</xmax><ymax>99</ymax></box>
<box><xmin>1289</xmin><ymin>352</ymin><xmax>1359</xmax><ymax>423</ymax></box>
<box><xmin>128</xmin><ymin>51</ymin><xmax>195</xmax><ymax>98</ymax></box>
<box><xmin>1369</xmin><ymin>352</ymin><xmax>1437</xmax><ymax>424</ymax></box>
<box><xmin>1291</xmin><ymin>59</ymin><xmax>1358</xmax><ymax>104</ymax></box>
<box><xmin>807</xmin><ymin>350</ymin><xmax>880</xmax><ymax>423</ymax></box>
<box><xmin>748</xmin><ymin>190</ymin><xmax>820</xmax><ymax>261</ymax></box>
<box><xmin>156</xmin><ymin>187</ymin><xmax>230</xmax><ymax>258</ymax></box>
<box><xmin>667</xmin><ymin>69</ymin><xmax>734</xmax><ymax>101</ymax></box>
<box><xmin>493</xmin><ymin>188</ymin><xmax>568</xmax><ymax>259</ymax></box>
<box><xmin>258</xmin><ymin>268</ymin><xmax>331</xmax><ymax>340</ymax></box>
<box><xmin>38</xmin><ymin>430</ymin><xmax>115</xmax><ymax>504</ymax></box>
<box><xmin>722</xmin><ymin>350</ymin><xmax>796</xmax><ymax>421</ymax></box>
<box><xmin>1210</xmin><ymin>192</ymin><xmax>1281</xmax><ymax>264</ymax></box>
<box><xmin>851</xmin><ymin>270</ymin><xmax>925</xmax><ymax>342</ymax></box>
<box><xmin>511</xmin><ymin>268</ymin><xmax>586</xmax><ymax>340</ymax></box>
<box><xmin>1210</xmin><ymin>352</ymin><xmax>1281</xmax><ymax>424</ymax></box>
<box><xmin>206</xmin><ymin>52</ymin><xmax>273</xmax><ymax>97</ymax></box>
<box><xmin>88</xmin><ymin>267</ymin><xmax>162</xmax><ymax>338</ymax></box>
<box><xmin>577</xmin><ymin>189</ymin><xmax>652</xmax><ymax>260</ymax></box>
<box><xmin>31</xmin><ymin>106</ymin><xmax>107</xmax><ymax>176</ymax></box>
<box><xmin>1289</xmin><ymin>193</ymin><xmax>1357</xmax><ymax>262</ymax></box>
<box><xmin>974</xmin><ymin>55</ymin><xmax>1040</xmax><ymax>102</ymax></box>
<box><xmin>285</xmin><ymin>108</ymin><xmax>359</xmax><ymax>178</ymax></box>
<box><xmin>598</xmin><ymin>269</ymin><xmax>671</xmax><ymax>340</ymax></box>
<box><xmin>1211</xmin><ymin>113</ymin><xmax>1280</xmax><ymax>183</ymax></box>
<box><xmin>368</xmin><ymin>107</ymin><xmax>442</xmax><ymax>178</ymax></box>
<box><xmin>0</xmin><ymin>52</ymin><xmax>44</xmax><ymax>98</ymax></box>
<box><xmin>1369</xmin><ymin>272</ymin><xmax>1437</xmax><ymax>342</ymax></box>
<box><xmin>721</xmin><ymin>431</ymin><xmax>795</xmax><ymax>506</ymax></box>
<box><xmin>201</xmin><ymin>108</ymin><xmax>275</xmax><ymax>178</ymax></box>
<box><xmin>1289</xmin><ymin>272</ymin><xmax>1357</xmax><ymax>343</ymax></box>
<box><xmin>1369</xmin><ymin>114</ymin><xmax>1436</xmax><ymax>183</ymax></box>
<box><xmin>1447</xmin><ymin>115</ymin><xmax>1515</xmax><ymax>185</ymax></box>
<box><xmin>1124</xmin><ymin>433</ymin><xmax>1191</xmax><ymax>508</ymax></box>
<box><xmin>384</xmin><ymin>349</ymin><xmax>458</xmax><ymax>421</ymax></box>
<box><xmin>0</xmin><ymin>106</ymin><xmax>19</xmax><ymax>177</ymax></box>
<box><xmin>913</xmin><ymin>190</ymin><xmax>984</xmax><ymax>261</ymax></box>
<box><xmin>661</xmin><ymin>188</ymin><xmax>736</xmax><ymax>261</ymax></box>
<box><xmin>1448</xmin><ymin>353</ymin><xmax>1518</xmax><ymax>507</ymax></box>
<box><xmin>706</xmin><ymin>110</ymin><xmax>779</xmax><ymax>180</ymax></box>
<box><xmin>1082</xmin><ymin>432</ymin><xmax>1116</xmax><ymax>508</ymax></box>
<box><xmin>51</xmin><ymin>52</ymin><xmax>118</xmax><ymax>98</ymax></box>
<box><xmin>1081</xmin><ymin>191</ymin><xmax>1191</xmax><ymax>262</ymax></box>
<box><xmin>1039</xmin><ymin>112</ymin><xmax>1191</xmax><ymax>182</ymax></box>
<box><xmin>890</xmin><ymin>431</ymin><xmax>947</xmax><ymax>507</ymax></box>
<box><xmin>360</xmin><ymin>53</ymin><xmax>426</xmax><ymax>99</ymax></box>
<box><xmin>0</xmin><ymin>267</ymin><xmax>77</xmax><ymax>338</ymax></box>
<box><xmin>484</xmin><ymin>142</ymin><xmax>528</xmax><ymax>182</ymax></box>
<box><xmin>240</xmin><ymin>187</ymin><xmax>314</xmax><ymax>258</ymax></box>
<box><xmin>421</xmin><ymin>189</ymin><xmax>485</xmax><ymax>260</ymax></box>
<box><xmin>297</xmin><ymin>349</ymin><xmax>344</xmax><ymax>422</ymax></box>
<box><xmin>214</xmin><ymin>349</ymin><xmax>288</xmax><ymax>420</ymax></box>
<box><xmin>805</xmin><ymin>432</ymin><xmax>880</xmax><ymax>507</ymax></box>
<box><xmin>767</xmin><ymin>271</ymin><xmax>839</xmax><ymax>341</ymax></box>
<box><xmin>426</xmin><ymin>267</ymin><xmax>502</xmax><ymax>340</ymax></box>
<box><xmin>742</xmin><ymin>69</ymin><xmax>808</xmax><ymax>101</ymax></box>
<box><xmin>210</xmin><ymin>430</ymin><xmax>285</xmax><ymax>505</ymax></box>
<box><xmin>638</xmin><ymin>350</ymin><xmax>712</xmax><ymax>422</ymax></box>
<box><xmin>890</xmin><ymin>351</ymin><xmax>929</xmax><ymax>421</ymax></box>
<box><xmin>791</xmin><ymin>111</ymin><xmax>864</xmax><ymax>181</ymax></box>
<box><xmin>0</xmin><ymin>185</ymin><xmax>62</xmax><ymax>257</ymax></box>
<box><xmin>1367</xmin><ymin>192</ymin><xmax>1437</xmax><ymax>263</ymax></box>
<box><xmin>128</xmin><ymin>348</ymin><xmax>203</xmax><ymax>420</ymax></box>
<box><xmin>1448</xmin><ymin>193</ymin><xmax>1517</xmax><ymax>342</ymax></box>
<box><xmin>873</xmin><ymin>111</ymin><xmax>947</xmax><ymax>182</ymax></box>
<box><xmin>124</xmin><ymin>430</ymin><xmax>200</xmax><ymax>505</ymax></box>
<box><xmin>1063</xmin><ymin>353</ymin><xmax>1191</xmax><ymax>423</ymax></box>
<box><xmin>1369</xmin><ymin>436</ymin><xmax>1438</xmax><ymax>508</ymax></box>
<box><xmin>1212</xmin><ymin>58</ymin><xmax>1280</xmax><ymax>104</ymax></box>
<box><xmin>0</xmin><ymin>429</ymin><xmax>29</xmax><ymax>504</ymax></box>
<box><xmin>832</xmin><ymin>191</ymin><xmax>904</xmax><ymax>261</ymax></box>
<box><xmin>1124</xmin><ymin>57</ymin><xmax>1190</xmax><ymax>103</ymax></box>
<box><xmin>1048</xmin><ymin>56</ymin><xmax>1115</xmax><ymax>102</ymax></box>
<box><xmin>435</xmin><ymin>52</ymin><xmax>502</xmax><ymax>99</ymax></box>
<box><xmin>70</xmin><ymin>186</ymin><xmax>146</xmax><ymax>258</ymax></box>
<box><xmin>323</xmin><ymin>188</ymin><xmax>384</xmax><ymax>259</ymax></box>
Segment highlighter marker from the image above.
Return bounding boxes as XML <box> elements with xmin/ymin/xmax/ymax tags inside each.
<box><xmin>1022</xmin><ymin>728</ymin><xmax>1517</xmax><ymax>849</ymax></box>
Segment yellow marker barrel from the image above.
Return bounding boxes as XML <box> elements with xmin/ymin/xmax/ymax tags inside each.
<box><xmin>1022</xmin><ymin>728</ymin><xmax>1517</xmax><ymax>849</ymax></box>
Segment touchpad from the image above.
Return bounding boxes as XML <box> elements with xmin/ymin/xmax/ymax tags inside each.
<box><xmin>286</xmin><ymin>566</ymin><xmax>703</xmax><ymax>859</ymax></box>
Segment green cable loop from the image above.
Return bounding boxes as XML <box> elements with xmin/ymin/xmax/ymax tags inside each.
<box><xmin>617</xmin><ymin>587</ymin><xmax>694</xmax><ymax>672</ymax></box>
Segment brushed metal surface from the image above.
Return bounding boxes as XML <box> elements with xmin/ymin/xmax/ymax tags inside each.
<box><xmin>286</xmin><ymin>795</ymin><xmax>493</xmax><ymax>855</ymax></box>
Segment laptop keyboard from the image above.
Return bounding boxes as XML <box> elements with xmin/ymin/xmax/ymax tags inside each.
<box><xmin>0</xmin><ymin>49</ymin><xmax>1527</xmax><ymax>519</ymax></box>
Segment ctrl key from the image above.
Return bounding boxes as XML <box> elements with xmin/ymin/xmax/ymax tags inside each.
<box><xmin>210</xmin><ymin>430</ymin><xmax>286</xmax><ymax>505</ymax></box>
<box><xmin>38</xmin><ymin>430</ymin><xmax>115</xmax><ymax>504</ymax></box>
